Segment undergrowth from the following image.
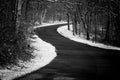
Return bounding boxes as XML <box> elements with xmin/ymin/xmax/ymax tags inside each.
<box><xmin>0</xmin><ymin>21</ymin><xmax>35</xmax><ymax>69</ymax></box>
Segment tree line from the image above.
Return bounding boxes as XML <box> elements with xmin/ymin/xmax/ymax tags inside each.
<box><xmin>57</xmin><ymin>0</ymin><xmax>120</xmax><ymax>46</ymax></box>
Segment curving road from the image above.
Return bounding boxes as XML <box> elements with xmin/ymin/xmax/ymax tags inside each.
<box><xmin>15</xmin><ymin>24</ymin><xmax>120</xmax><ymax>80</ymax></box>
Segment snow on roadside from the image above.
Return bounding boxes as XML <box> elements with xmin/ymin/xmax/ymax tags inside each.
<box><xmin>57</xmin><ymin>25</ymin><xmax>120</xmax><ymax>51</ymax></box>
<box><xmin>0</xmin><ymin>32</ymin><xmax>57</xmax><ymax>79</ymax></box>
<box><xmin>34</xmin><ymin>21</ymin><xmax>67</xmax><ymax>29</ymax></box>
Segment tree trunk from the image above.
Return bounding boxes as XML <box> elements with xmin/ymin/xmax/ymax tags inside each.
<box><xmin>22</xmin><ymin>0</ymin><xmax>29</xmax><ymax>20</ymax></box>
<box><xmin>105</xmin><ymin>1</ymin><xmax>111</xmax><ymax>42</ymax></box>
<box><xmin>105</xmin><ymin>12</ymin><xmax>110</xmax><ymax>42</ymax></box>
<box><xmin>74</xmin><ymin>13</ymin><xmax>77</xmax><ymax>35</ymax></box>
<box><xmin>41</xmin><ymin>9</ymin><xmax>47</xmax><ymax>23</ymax></box>
<box><xmin>94</xmin><ymin>14</ymin><xmax>97</xmax><ymax>41</ymax></box>
<box><xmin>67</xmin><ymin>13</ymin><xmax>70</xmax><ymax>30</ymax></box>
<box><xmin>81</xmin><ymin>18</ymin><xmax>90</xmax><ymax>40</ymax></box>
<box><xmin>16</xmin><ymin>0</ymin><xmax>23</xmax><ymax>34</ymax></box>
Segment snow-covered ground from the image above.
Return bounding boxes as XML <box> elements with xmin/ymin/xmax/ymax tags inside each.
<box><xmin>0</xmin><ymin>22</ymin><xmax>68</xmax><ymax>80</ymax></box>
<box><xmin>57</xmin><ymin>25</ymin><xmax>120</xmax><ymax>51</ymax></box>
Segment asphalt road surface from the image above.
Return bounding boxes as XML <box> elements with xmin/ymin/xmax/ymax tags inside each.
<box><xmin>14</xmin><ymin>24</ymin><xmax>120</xmax><ymax>80</ymax></box>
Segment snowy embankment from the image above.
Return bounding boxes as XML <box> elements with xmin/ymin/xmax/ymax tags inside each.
<box><xmin>0</xmin><ymin>22</ymin><xmax>69</xmax><ymax>80</ymax></box>
<box><xmin>57</xmin><ymin>25</ymin><xmax>120</xmax><ymax>51</ymax></box>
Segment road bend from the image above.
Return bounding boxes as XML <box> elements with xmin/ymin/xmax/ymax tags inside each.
<box><xmin>14</xmin><ymin>24</ymin><xmax>120</xmax><ymax>80</ymax></box>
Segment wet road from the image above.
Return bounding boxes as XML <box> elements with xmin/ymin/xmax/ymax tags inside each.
<box><xmin>15</xmin><ymin>24</ymin><xmax>120</xmax><ymax>80</ymax></box>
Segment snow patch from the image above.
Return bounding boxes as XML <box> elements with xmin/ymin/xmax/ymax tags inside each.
<box><xmin>57</xmin><ymin>25</ymin><xmax>120</xmax><ymax>51</ymax></box>
<box><xmin>0</xmin><ymin>35</ymin><xmax>57</xmax><ymax>80</ymax></box>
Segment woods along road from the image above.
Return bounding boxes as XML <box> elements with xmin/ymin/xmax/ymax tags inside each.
<box><xmin>15</xmin><ymin>24</ymin><xmax>120</xmax><ymax>80</ymax></box>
